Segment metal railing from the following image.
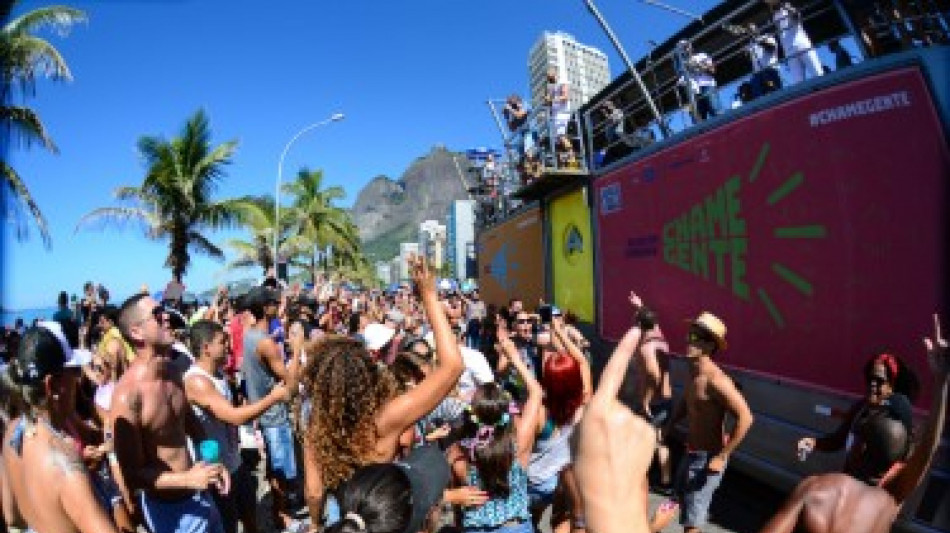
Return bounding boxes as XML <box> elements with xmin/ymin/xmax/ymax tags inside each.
<box><xmin>581</xmin><ymin>0</ymin><xmax>948</xmax><ymax>171</ymax></box>
<box><xmin>487</xmin><ymin>98</ymin><xmax>590</xmax><ymax>184</ymax></box>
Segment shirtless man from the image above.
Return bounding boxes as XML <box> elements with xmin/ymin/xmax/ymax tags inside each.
<box><xmin>627</xmin><ymin>291</ymin><xmax>675</xmax><ymax>493</ymax></box>
<box><xmin>2</xmin><ymin>323</ymin><xmax>118</xmax><ymax>533</ymax></box>
<box><xmin>112</xmin><ymin>294</ymin><xmax>229</xmax><ymax>533</ymax></box>
<box><xmin>759</xmin><ymin>314</ymin><xmax>949</xmax><ymax>533</ymax></box>
<box><xmin>664</xmin><ymin>312</ymin><xmax>754</xmax><ymax>533</ymax></box>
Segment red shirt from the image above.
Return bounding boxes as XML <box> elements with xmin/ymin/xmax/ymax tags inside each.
<box><xmin>226</xmin><ymin>316</ymin><xmax>245</xmax><ymax>375</ymax></box>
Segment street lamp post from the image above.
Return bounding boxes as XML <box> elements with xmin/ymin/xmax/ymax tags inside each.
<box><xmin>274</xmin><ymin>112</ymin><xmax>345</xmax><ymax>277</ymax></box>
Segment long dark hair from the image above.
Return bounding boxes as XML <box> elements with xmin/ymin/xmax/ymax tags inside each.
<box><xmin>5</xmin><ymin>327</ymin><xmax>65</xmax><ymax>421</ymax></box>
<box><xmin>461</xmin><ymin>382</ymin><xmax>515</xmax><ymax>496</ymax></box>
<box><xmin>324</xmin><ymin>464</ymin><xmax>411</xmax><ymax>533</ymax></box>
<box><xmin>478</xmin><ymin>316</ymin><xmax>500</xmax><ymax>369</ymax></box>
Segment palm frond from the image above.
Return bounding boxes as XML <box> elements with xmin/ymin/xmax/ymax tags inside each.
<box><xmin>187</xmin><ymin>231</ymin><xmax>224</xmax><ymax>260</ymax></box>
<box><xmin>113</xmin><ymin>185</ymin><xmax>149</xmax><ymax>202</ymax></box>
<box><xmin>4</xmin><ymin>6</ymin><xmax>87</xmax><ymax>38</ymax></box>
<box><xmin>192</xmin><ymin>140</ymin><xmax>237</xmax><ymax>198</ymax></box>
<box><xmin>224</xmin><ymin>238</ymin><xmax>258</xmax><ymax>256</ymax></box>
<box><xmin>1</xmin><ymin>160</ymin><xmax>51</xmax><ymax>247</ymax></box>
<box><xmin>75</xmin><ymin>206</ymin><xmax>154</xmax><ymax>233</ymax></box>
<box><xmin>3</xmin><ymin>35</ymin><xmax>74</xmax><ymax>89</ymax></box>
<box><xmin>201</xmin><ymin>198</ymin><xmax>246</xmax><ymax>230</ymax></box>
<box><xmin>0</xmin><ymin>105</ymin><xmax>57</xmax><ymax>152</ymax></box>
<box><xmin>224</xmin><ymin>257</ymin><xmax>259</xmax><ymax>271</ymax></box>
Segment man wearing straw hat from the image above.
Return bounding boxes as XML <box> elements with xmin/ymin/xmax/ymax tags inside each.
<box><xmin>664</xmin><ymin>312</ymin><xmax>754</xmax><ymax>533</ymax></box>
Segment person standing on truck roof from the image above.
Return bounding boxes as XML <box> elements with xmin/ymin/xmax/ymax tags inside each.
<box><xmin>663</xmin><ymin>312</ymin><xmax>754</xmax><ymax>533</ymax></box>
<box><xmin>760</xmin><ymin>314</ymin><xmax>949</xmax><ymax>533</ymax></box>
<box><xmin>765</xmin><ymin>0</ymin><xmax>824</xmax><ymax>84</ymax></box>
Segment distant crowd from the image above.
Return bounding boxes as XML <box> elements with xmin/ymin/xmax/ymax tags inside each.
<box><xmin>0</xmin><ymin>256</ymin><xmax>947</xmax><ymax>533</ymax></box>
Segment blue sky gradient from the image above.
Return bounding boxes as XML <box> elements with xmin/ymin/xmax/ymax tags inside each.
<box><xmin>3</xmin><ymin>0</ymin><xmax>722</xmax><ymax>310</ymax></box>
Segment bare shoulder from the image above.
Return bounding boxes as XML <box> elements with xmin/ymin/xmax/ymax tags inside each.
<box><xmin>706</xmin><ymin>365</ymin><xmax>732</xmax><ymax>389</ymax></box>
<box><xmin>45</xmin><ymin>435</ymin><xmax>86</xmax><ymax>477</ymax></box>
<box><xmin>183</xmin><ymin>372</ymin><xmax>214</xmax><ymax>402</ymax></box>
<box><xmin>707</xmin><ymin>365</ymin><xmax>746</xmax><ymax>403</ymax></box>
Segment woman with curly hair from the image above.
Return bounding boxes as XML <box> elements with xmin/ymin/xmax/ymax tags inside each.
<box><xmin>797</xmin><ymin>351</ymin><xmax>921</xmax><ymax>486</ymax></box>
<box><xmin>297</xmin><ymin>256</ymin><xmax>464</xmax><ymax>526</ymax></box>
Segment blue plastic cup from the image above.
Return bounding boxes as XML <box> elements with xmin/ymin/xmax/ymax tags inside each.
<box><xmin>198</xmin><ymin>439</ymin><xmax>220</xmax><ymax>464</ymax></box>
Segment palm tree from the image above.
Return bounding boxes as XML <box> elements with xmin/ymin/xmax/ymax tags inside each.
<box><xmin>78</xmin><ymin>109</ymin><xmax>246</xmax><ymax>282</ymax></box>
<box><xmin>222</xmin><ymin>195</ymin><xmax>289</xmax><ymax>275</ymax></box>
<box><xmin>281</xmin><ymin>167</ymin><xmax>365</xmax><ymax>283</ymax></box>
<box><xmin>2</xmin><ymin>2</ymin><xmax>86</xmax><ymax>247</ymax></box>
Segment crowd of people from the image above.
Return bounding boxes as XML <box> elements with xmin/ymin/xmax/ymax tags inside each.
<box><xmin>0</xmin><ymin>257</ymin><xmax>947</xmax><ymax>533</ymax></box>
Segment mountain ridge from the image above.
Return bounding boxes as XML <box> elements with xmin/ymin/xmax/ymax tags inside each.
<box><xmin>351</xmin><ymin>145</ymin><xmax>472</xmax><ymax>261</ymax></box>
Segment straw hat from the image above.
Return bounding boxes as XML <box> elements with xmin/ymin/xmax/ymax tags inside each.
<box><xmin>690</xmin><ymin>312</ymin><xmax>728</xmax><ymax>352</ymax></box>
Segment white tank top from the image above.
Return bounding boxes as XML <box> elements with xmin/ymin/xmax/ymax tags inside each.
<box><xmin>183</xmin><ymin>365</ymin><xmax>242</xmax><ymax>473</ymax></box>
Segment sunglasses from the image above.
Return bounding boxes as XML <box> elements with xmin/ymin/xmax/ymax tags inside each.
<box><xmin>687</xmin><ymin>328</ymin><xmax>715</xmax><ymax>345</ymax></box>
<box><xmin>136</xmin><ymin>305</ymin><xmax>168</xmax><ymax>325</ymax></box>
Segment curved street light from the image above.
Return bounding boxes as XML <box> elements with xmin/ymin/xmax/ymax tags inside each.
<box><xmin>274</xmin><ymin>112</ymin><xmax>345</xmax><ymax>277</ymax></box>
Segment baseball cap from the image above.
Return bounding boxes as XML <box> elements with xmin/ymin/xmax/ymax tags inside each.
<box><xmin>395</xmin><ymin>445</ymin><xmax>451</xmax><ymax>533</ymax></box>
<box><xmin>17</xmin><ymin>322</ymin><xmax>91</xmax><ymax>383</ymax></box>
<box><xmin>363</xmin><ymin>323</ymin><xmax>395</xmax><ymax>351</ymax></box>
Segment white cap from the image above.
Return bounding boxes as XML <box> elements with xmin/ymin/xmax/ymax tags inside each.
<box><xmin>363</xmin><ymin>323</ymin><xmax>396</xmax><ymax>351</ymax></box>
<box><xmin>37</xmin><ymin>321</ymin><xmax>90</xmax><ymax>368</ymax></box>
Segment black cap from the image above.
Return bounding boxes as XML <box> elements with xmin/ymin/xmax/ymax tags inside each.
<box><xmin>395</xmin><ymin>445</ymin><xmax>450</xmax><ymax>533</ymax></box>
<box><xmin>14</xmin><ymin>322</ymin><xmax>90</xmax><ymax>385</ymax></box>
<box><xmin>245</xmin><ymin>286</ymin><xmax>280</xmax><ymax>308</ymax></box>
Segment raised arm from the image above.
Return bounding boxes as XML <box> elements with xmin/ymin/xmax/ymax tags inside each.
<box><xmin>377</xmin><ymin>256</ymin><xmax>464</xmax><ymax>437</ymax></box>
<box><xmin>500</xmin><ymin>329</ymin><xmax>542</xmax><ymax>466</ymax></box>
<box><xmin>887</xmin><ymin>314</ymin><xmax>949</xmax><ymax>503</ymax></box>
<box><xmin>185</xmin><ymin>374</ymin><xmax>286</xmax><ymax>427</ymax></box>
<box><xmin>574</xmin><ymin>324</ymin><xmax>651</xmax><ymax>533</ymax></box>
<box><xmin>553</xmin><ymin>317</ymin><xmax>592</xmax><ymax>402</ymax></box>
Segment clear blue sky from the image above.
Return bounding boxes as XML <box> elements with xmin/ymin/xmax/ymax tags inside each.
<box><xmin>3</xmin><ymin>0</ymin><xmax>719</xmax><ymax>310</ymax></box>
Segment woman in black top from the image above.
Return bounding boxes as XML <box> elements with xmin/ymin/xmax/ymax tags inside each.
<box><xmin>798</xmin><ymin>352</ymin><xmax>920</xmax><ymax>486</ymax></box>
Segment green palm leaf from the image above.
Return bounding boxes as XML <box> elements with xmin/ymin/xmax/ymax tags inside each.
<box><xmin>1</xmin><ymin>105</ymin><xmax>56</xmax><ymax>151</ymax></box>
<box><xmin>1</xmin><ymin>160</ymin><xmax>51</xmax><ymax>247</ymax></box>
<box><xmin>79</xmin><ymin>109</ymin><xmax>241</xmax><ymax>281</ymax></box>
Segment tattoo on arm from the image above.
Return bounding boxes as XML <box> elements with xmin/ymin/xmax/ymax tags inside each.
<box><xmin>48</xmin><ymin>441</ymin><xmax>86</xmax><ymax>474</ymax></box>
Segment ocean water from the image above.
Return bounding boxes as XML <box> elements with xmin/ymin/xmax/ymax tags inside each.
<box><xmin>1</xmin><ymin>307</ymin><xmax>59</xmax><ymax>328</ymax></box>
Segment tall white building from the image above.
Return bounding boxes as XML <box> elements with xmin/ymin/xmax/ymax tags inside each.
<box><xmin>375</xmin><ymin>261</ymin><xmax>393</xmax><ymax>286</ymax></box>
<box><xmin>528</xmin><ymin>31</ymin><xmax>610</xmax><ymax>112</ymax></box>
<box><xmin>398</xmin><ymin>242</ymin><xmax>420</xmax><ymax>282</ymax></box>
<box><xmin>418</xmin><ymin>220</ymin><xmax>447</xmax><ymax>270</ymax></box>
<box><xmin>446</xmin><ymin>200</ymin><xmax>475</xmax><ymax>280</ymax></box>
